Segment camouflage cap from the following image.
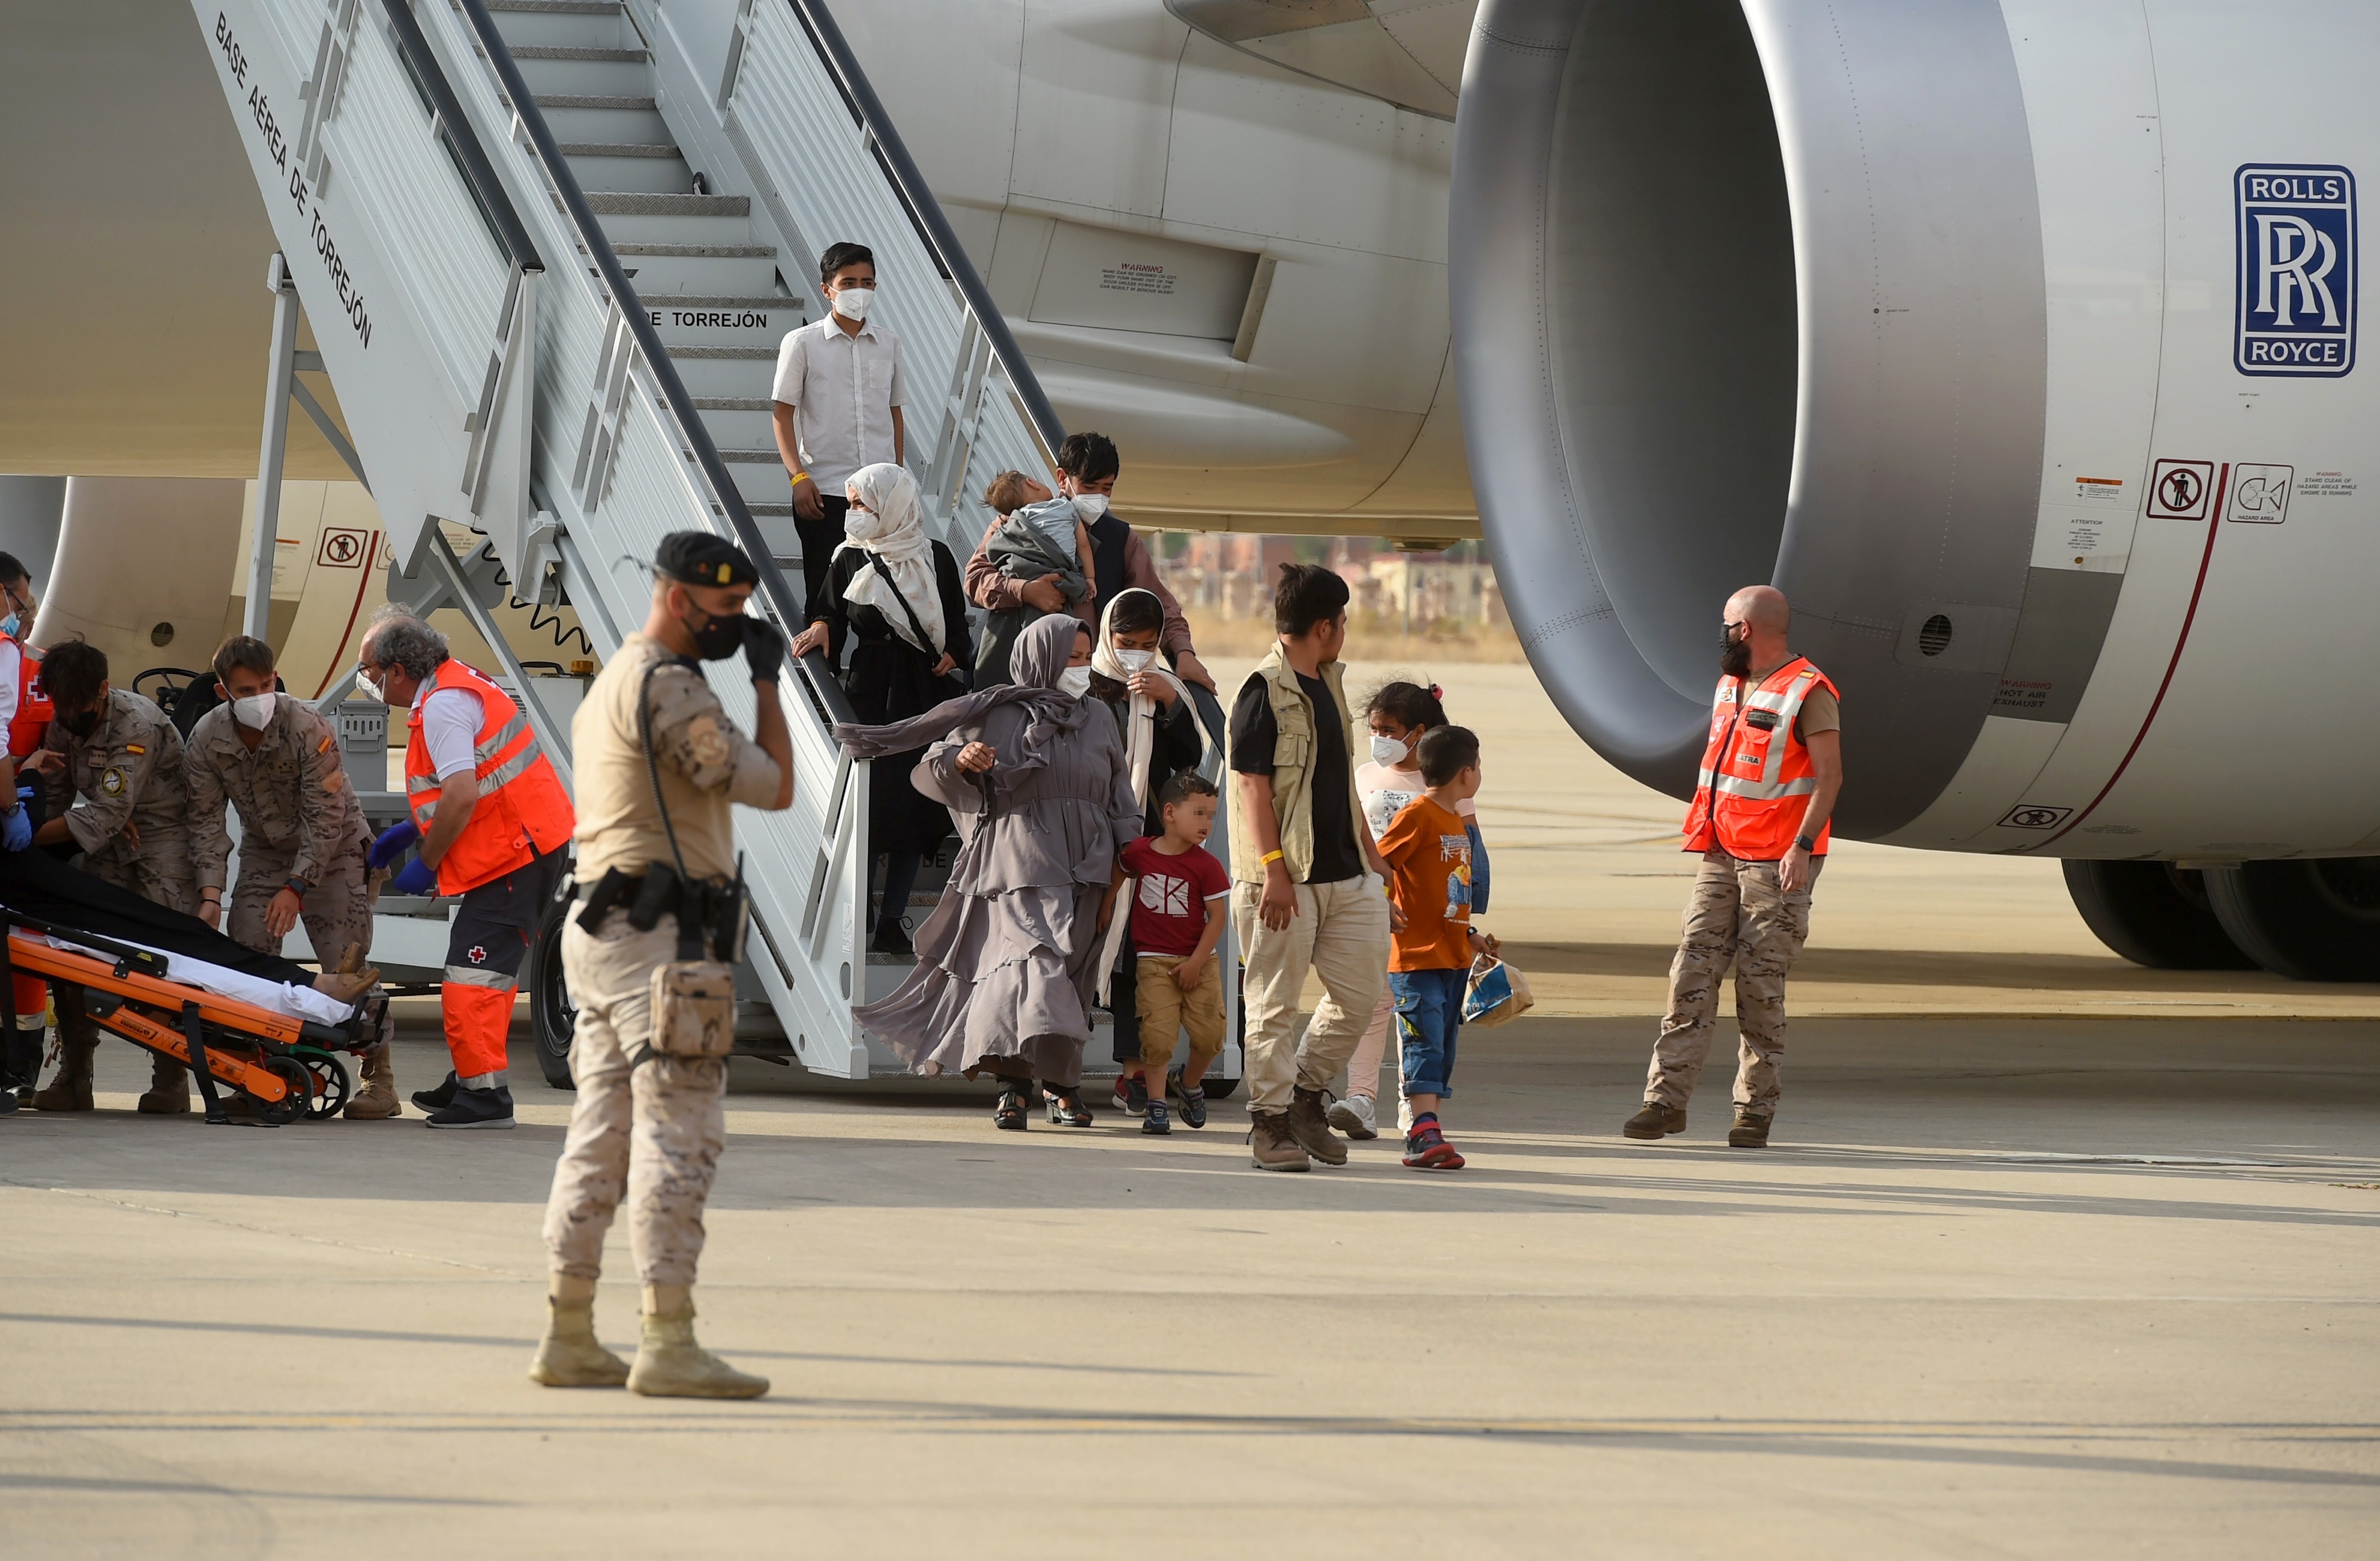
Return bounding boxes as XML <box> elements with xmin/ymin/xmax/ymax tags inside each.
<box><xmin>654</xmin><ymin>531</ymin><xmax>762</xmax><ymax>588</ymax></box>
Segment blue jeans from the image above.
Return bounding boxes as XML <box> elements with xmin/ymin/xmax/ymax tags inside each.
<box><xmin>1389</xmin><ymin>966</ymin><xmax>1465</xmax><ymax>1099</ymax></box>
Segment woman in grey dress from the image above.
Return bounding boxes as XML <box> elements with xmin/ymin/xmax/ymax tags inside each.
<box><xmin>835</xmin><ymin>612</ymin><xmax>1142</xmax><ymax>1130</ymax></box>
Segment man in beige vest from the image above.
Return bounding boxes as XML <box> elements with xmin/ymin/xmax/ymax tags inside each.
<box><xmin>1225</xmin><ymin>564</ymin><xmax>1394</xmax><ymax>1171</ymax></box>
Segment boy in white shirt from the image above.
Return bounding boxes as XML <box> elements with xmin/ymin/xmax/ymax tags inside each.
<box><xmin>771</xmin><ymin>242</ymin><xmax>907</xmax><ymax>626</ymax></box>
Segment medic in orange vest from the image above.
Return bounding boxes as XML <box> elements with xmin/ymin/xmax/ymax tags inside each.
<box><xmin>1625</xmin><ymin>585</ymin><xmax>1844</xmax><ymax>1152</ymax></box>
<box><xmin>357</xmin><ymin>608</ymin><xmax>574</xmax><ymax>1129</ymax></box>
<box><xmin>0</xmin><ymin>553</ymin><xmax>51</xmax><ymax>1111</ymax></box>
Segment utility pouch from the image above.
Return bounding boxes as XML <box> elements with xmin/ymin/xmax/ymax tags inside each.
<box><xmin>628</xmin><ymin>863</ymin><xmax>679</xmax><ymax>932</ymax></box>
<box><xmin>639</xmin><ymin>960</ymin><xmax>737</xmax><ymax>1064</ymax></box>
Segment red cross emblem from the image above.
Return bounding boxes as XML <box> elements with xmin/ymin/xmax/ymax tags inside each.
<box><xmin>467</xmin><ymin>945</ymin><xmax>489</xmax><ymax>964</ymax></box>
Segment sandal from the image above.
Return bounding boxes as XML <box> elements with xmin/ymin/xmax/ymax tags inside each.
<box><xmin>1041</xmin><ymin>1081</ymin><xmax>1092</xmax><ymax>1128</ymax></box>
<box><xmin>993</xmin><ymin>1083</ymin><xmax>1030</xmax><ymax>1131</ymax></box>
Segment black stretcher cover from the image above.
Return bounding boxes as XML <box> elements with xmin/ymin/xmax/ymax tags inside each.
<box><xmin>0</xmin><ymin>844</ymin><xmax>319</xmax><ymax>988</ymax></box>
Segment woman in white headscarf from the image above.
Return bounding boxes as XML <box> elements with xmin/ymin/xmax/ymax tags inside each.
<box><xmin>789</xmin><ymin>463</ymin><xmax>972</xmax><ymax>955</ymax></box>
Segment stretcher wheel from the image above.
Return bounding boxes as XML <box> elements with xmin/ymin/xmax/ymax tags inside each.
<box><xmin>257</xmin><ymin>1055</ymin><xmax>310</xmax><ymax>1126</ymax></box>
<box><xmin>299</xmin><ymin>1054</ymin><xmax>351</xmax><ymax>1120</ymax></box>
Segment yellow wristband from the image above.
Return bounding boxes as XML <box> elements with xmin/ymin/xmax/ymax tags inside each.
<box><xmin>1260</xmin><ymin>850</ymin><xmax>1285</xmax><ymax>866</ymax></box>
<box><xmin>791</xmin><ymin>470</ymin><xmax>810</xmax><ymax>486</ymax></box>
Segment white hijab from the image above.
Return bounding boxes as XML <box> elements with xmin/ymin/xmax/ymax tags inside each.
<box><xmin>837</xmin><ymin>463</ymin><xmax>944</xmax><ymax>656</ymax></box>
<box><xmin>1092</xmin><ymin>587</ymin><xmax>1196</xmax><ymax>1000</ymax></box>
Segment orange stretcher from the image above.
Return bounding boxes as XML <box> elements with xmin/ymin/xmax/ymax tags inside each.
<box><xmin>2</xmin><ymin>921</ymin><xmax>379</xmax><ymax>1127</ymax></box>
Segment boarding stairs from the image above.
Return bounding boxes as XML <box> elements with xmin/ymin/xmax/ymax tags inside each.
<box><xmin>191</xmin><ymin>0</ymin><xmax>1238</xmax><ymax>1084</ymax></box>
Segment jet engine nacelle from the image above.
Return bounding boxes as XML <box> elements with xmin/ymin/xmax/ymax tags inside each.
<box><xmin>1452</xmin><ymin>0</ymin><xmax>2379</xmax><ymax>870</ymax></box>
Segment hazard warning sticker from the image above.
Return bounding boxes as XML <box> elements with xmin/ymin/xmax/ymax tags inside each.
<box><xmin>2225</xmin><ymin>463</ymin><xmax>2293</xmax><ymax>524</ymax></box>
<box><xmin>2145</xmin><ymin>459</ymin><xmax>2216</xmax><ymax>521</ymax></box>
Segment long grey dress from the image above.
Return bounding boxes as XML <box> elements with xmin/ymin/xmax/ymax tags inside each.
<box><xmin>855</xmin><ymin>694</ymin><xmax>1142</xmax><ymax>1086</ymax></box>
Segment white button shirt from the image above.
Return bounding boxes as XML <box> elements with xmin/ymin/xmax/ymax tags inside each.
<box><xmin>770</xmin><ymin>316</ymin><xmax>907</xmax><ymax>496</ymax></box>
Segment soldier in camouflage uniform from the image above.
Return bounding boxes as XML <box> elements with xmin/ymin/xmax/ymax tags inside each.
<box><xmin>535</xmin><ymin>531</ymin><xmax>791</xmax><ymax>1400</ymax></box>
<box><xmin>23</xmin><ymin>641</ymin><xmax>201</xmax><ymax>1113</ymax></box>
<box><xmin>184</xmin><ymin>635</ymin><xmax>395</xmax><ymax>1118</ymax></box>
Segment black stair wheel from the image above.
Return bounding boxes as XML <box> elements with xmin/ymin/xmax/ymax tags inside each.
<box><xmin>257</xmin><ymin>1055</ymin><xmax>311</xmax><ymax>1126</ymax></box>
<box><xmin>528</xmin><ymin>879</ymin><xmax>577</xmax><ymax>1090</ymax></box>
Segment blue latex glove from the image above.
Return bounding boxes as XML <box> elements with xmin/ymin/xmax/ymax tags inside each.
<box><xmin>0</xmin><ymin>800</ymin><xmax>29</xmax><ymax>853</ymax></box>
<box><xmin>369</xmin><ymin>820</ymin><xmax>421</xmax><ymax>871</ymax></box>
<box><xmin>391</xmin><ymin>857</ymin><xmax>438</xmax><ymax>897</ymax></box>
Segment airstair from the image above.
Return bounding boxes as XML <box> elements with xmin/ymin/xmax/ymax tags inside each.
<box><xmin>191</xmin><ymin>0</ymin><xmax>1238</xmax><ymax>1083</ymax></box>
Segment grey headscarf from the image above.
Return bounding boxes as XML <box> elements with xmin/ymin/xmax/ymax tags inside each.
<box><xmin>834</xmin><ymin>612</ymin><xmax>1092</xmax><ymax>791</ymax></box>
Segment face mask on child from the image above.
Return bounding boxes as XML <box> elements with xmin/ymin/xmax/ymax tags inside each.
<box><xmin>1114</xmin><ymin>648</ymin><xmax>1155</xmax><ymax>675</ymax></box>
<box><xmin>1370</xmin><ymin>733</ymin><xmax>1412</xmax><ymax>766</ymax></box>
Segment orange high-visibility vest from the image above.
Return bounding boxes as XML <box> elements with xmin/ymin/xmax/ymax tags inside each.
<box><xmin>6</xmin><ymin>640</ymin><xmax>50</xmax><ymax>758</ymax></box>
<box><xmin>1681</xmin><ymin>656</ymin><xmax>1838</xmax><ymax>861</ymax></box>
<box><xmin>404</xmin><ymin>660</ymin><xmax>574</xmax><ymax>893</ymax></box>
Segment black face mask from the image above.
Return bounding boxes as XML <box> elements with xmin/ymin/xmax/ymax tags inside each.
<box><xmin>681</xmin><ymin>603</ymin><xmax>746</xmax><ymax>661</ymax></box>
<box><xmin>1720</xmin><ymin>626</ymin><xmax>1753</xmax><ymax>679</ymax></box>
<box><xmin>58</xmin><ymin>706</ymin><xmax>101</xmax><ymax>738</ymax></box>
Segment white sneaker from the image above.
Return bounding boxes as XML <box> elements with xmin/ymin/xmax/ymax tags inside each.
<box><xmin>1326</xmin><ymin>1091</ymin><xmax>1378</xmax><ymax>1140</ymax></box>
<box><xmin>1396</xmin><ymin>1096</ymin><xmax>1415</xmax><ymax>1137</ymax></box>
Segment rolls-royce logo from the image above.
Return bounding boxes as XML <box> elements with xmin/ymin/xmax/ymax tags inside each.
<box><xmin>2236</xmin><ymin>164</ymin><xmax>2355</xmax><ymax>377</ymax></box>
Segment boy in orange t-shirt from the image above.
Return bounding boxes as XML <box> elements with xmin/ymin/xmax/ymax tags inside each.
<box><xmin>1375</xmin><ymin>725</ymin><xmax>1493</xmax><ymax>1170</ymax></box>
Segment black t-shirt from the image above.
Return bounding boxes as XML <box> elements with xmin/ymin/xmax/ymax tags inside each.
<box><xmin>1229</xmin><ymin>669</ymin><xmax>1365</xmax><ymax>884</ymax></box>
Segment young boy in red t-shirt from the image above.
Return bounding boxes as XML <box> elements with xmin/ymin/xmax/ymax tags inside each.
<box><xmin>1376</xmin><ymin>726</ymin><xmax>1492</xmax><ymax>1169</ymax></box>
<box><xmin>1112</xmin><ymin>772</ymin><xmax>1230</xmax><ymax>1135</ymax></box>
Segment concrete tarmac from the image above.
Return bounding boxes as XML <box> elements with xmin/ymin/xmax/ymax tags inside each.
<box><xmin>5</xmin><ymin>1017</ymin><xmax>2376</xmax><ymax>1559</ymax></box>
<box><xmin>5</xmin><ymin>657</ymin><xmax>2375</xmax><ymax>1556</ymax></box>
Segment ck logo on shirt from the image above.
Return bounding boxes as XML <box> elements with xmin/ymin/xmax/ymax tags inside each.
<box><xmin>1139</xmin><ymin>874</ymin><xmax>1191</xmax><ymax>917</ymax></box>
<box><xmin>2236</xmin><ymin>164</ymin><xmax>2357</xmax><ymax>377</ymax></box>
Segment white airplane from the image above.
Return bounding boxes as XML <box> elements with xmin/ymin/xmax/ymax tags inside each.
<box><xmin>5</xmin><ymin>0</ymin><xmax>2377</xmax><ymax>986</ymax></box>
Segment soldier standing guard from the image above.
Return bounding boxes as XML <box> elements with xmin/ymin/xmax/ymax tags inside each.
<box><xmin>533</xmin><ymin>531</ymin><xmax>793</xmax><ymax>1400</ymax></box>
<box><xmin>22</xmin><ymin>640</ymin><xmax>201</xmax><ymax>1113</ymax></box>
<box><xmin>1625</xmin><ymin>585</ymin><xmax>1843</xmax><ymax>1150</ymax></box>
<box><xmin>185</xmin><ymin>636</ymin><xmax>395</xmax><ymax>1118</ymax></box>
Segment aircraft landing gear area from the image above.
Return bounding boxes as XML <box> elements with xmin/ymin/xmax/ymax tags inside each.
<box><xmin>2</xmin><ymin>917</ymin><xmax>378</xmax><ymax>1125</ymax></box>
<box><xmin>2066</xmin><ymin>856</ymin><xmax>2380</xmax><ymax>982</ymax></box>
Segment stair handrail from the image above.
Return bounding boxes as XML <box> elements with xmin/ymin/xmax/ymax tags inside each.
<box><xmin>446</xmin><ymin>0</ymin><xmax>835</xmax><ymax>721</ymax></box>
<box><xmin>780</xmin><ymin>0</ymin><xmax>1067</xmax><ymax>466</ymax></box>
<box><xmin>377</xmin><ymin>0</ymin><xmax>543</xmax><ymax>276</ymax></box>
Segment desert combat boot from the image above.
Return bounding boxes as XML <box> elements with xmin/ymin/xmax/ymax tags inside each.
<box><xmin>1622</xmin><ymin>1103</ymin><xmax>1687</xmax><ymax>1140</ymax></box>
<box><xmin>1249</xmin><ymin>1111</ymin><xmax>1310</xmax><ymax>1171</ymax></box>
<box><xmin>626</xmin><ymin>1290</ymin><xmax>768</xmax><ymax>1400</ymax></box>
<box><xmin>530</xmin><ymin>1294</ymin><xmax>631</xmax><ymax>1388</ymax></box>
<box><xmin>30</xmin><ymin>1026</ymin><xmax>96</xmax><ymax>1112</ymax></box>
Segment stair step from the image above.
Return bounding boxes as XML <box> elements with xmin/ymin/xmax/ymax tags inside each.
<box><xmin>634</xmin><ymin>294</ymin><xmax>790</xmax><ymax>310</ymax></box>
<box><xmin>585</xmin><ymin>191</ymin><xmax>751</xmax><ymax>216</ymax></box>
<box><xmin>612</xmin><ymin>243</ymin><xmax>776</xmax><ymax>258</ymax></box>
<box><xmin>667</xmin><ymin>345</ymin><xmax>777</xmax><ymax>359</ymax></box>
<box><xmin>747</xmin><ymin>503</ymin><xmax>794</xmax><ymax>517</ymax></box>
<box><xmin>531</xmin><ymin>93</ymin><xmax>654</xmax><ymax>110</ymax></box>
<box><xmin>487</xmin><ymin>1</ymin><xmax>621</xmax><ymax>12</ymax></box>
<box><xmin>717</xmin><ymin>448</ymin><xmax>783</xmax><ymax>463</ymax></box>
<box><xmin>558</xmin><ymin>141</ymin><xmax>681</xmax><ymax>158</ymax></box>
<box><xmin>503</xmin><ymin>45</ymin><xmax>646</xmax><ymax>62</ymax></box>
<box><xmin>693</xmin><ymin>397</ymin><xmax>775</xmax><ymax>411</ymax></box>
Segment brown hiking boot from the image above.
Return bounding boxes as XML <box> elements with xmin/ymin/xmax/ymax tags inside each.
<box><xmin>137</xmin><ymin>1056</ymin><xmax>192</xmax><ymax>1114</ymax></box>
<box><xmin>1727</xmin><ymin>1113</ymin><xmax>1771</xmax><ymax>1148</ymax></box>
<box><xmin>1287</xmin><ymin>1086</ymin><xmax>1349</xmax><ymax>1166</ymax></box>
<box><xmin>344</xmin><ymin>1042</ymin><xmax>400</xmax><ymax>1119</ymax></box>
<box><xmin>1249</xmin><ymin>1112</ymin><xmax>1310</xmax><ymax>1172</ymax></box>
<box><xmin>32</xmin><ymin>1026</ymin><xmax>96</xmax><ymax>1112</ymax></box>
<box><xmin>1622</xmin><ymin>1102</ymin><xmax>1686</xmax><ymax>1140</ymax></box>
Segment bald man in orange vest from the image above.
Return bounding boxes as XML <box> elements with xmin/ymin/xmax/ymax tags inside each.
<box><xmin>1626</xmin><ymin>585</ymin><xmax>1843</xmax><ymax>1150</ymax></box>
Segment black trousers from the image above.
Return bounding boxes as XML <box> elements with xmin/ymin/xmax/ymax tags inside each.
<box><xmin>796</xmin><ymin>492</ymin><xmax>849</xmax><ymax>627</ymax></box>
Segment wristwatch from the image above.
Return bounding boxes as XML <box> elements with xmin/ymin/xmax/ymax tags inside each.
<box><xmin>1793</xmin><ymin>835</ymin><xmax>1818</xmax><ymax>852</ymax></box>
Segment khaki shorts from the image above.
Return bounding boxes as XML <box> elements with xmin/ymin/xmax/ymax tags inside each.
<box><xmin>1136</xmin><ymin>955</ymin><xmax>1226</xmax><ymax>1068</ymax></box>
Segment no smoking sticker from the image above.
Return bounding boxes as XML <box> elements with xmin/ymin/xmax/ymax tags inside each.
<box><xmin>2145</xmin><ymin>459</ymin><xmax>2216</xmax><ymax>520</ymax></box>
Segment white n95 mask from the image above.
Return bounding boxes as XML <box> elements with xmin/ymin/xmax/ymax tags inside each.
<box><xmin>1370</xmin><ymin>734</ymin><xmax>1411</xmax><ymax>766</ymax></box>
<box><xmin>832</xmin><ymin>286</ymin><xmax>875</xmax><ymax>321</ymax></box>
<box><xmin>1056</xmin><ymin>666</ymin><xmax>1093</xmax><ymax>698</ymax></box>
<box><xmin>354</xmin><ymin>670</ymin><xmax>385</xmax><ymax>704</ymax></box>
<box><xmin>233</xmin><ymin>692</ymin><xmax>278</xmax><ymax>729</ymax></box>
<box><xmin>1071</xmin><ymin>493</ymin><xmax>1109</xmax><ymax>523</ymax></box>
<box><xmin>1114</xmin><ymin>648</ymin><xmax>1155</xmax><ymax>675</ymax></box>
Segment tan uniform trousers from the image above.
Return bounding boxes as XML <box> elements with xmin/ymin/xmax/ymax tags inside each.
<box><xmin>85</xmin><ymin>827</ymin><xmax>199</xmax><ymax>919</ymax></box>
<box><xmin>1232</xmin><ymin>872</ymin><xmax>1391</xmax><ymax>1117</ymax></box>
<box><xmin>1645</xmin><ymin>849</ymin><xmax>1823</xmax><ymax>1119</ymax></box>
<box><xmin>226</xmin><ymin>846</ymin><xmax>374</xmax><ymax>971</ymax></box>
<box><xmin>543</xmin><ymin>909</ymin><xmax>727</xmax><ymax>1287</ymax></box>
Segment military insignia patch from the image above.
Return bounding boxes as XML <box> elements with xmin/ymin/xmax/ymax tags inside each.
<box><xmin>686</xmin><ymin>715</ymin><xmax>731</xmax><ymax>767</ymax></box>
<box><xmin>99</xmin><ymin>769</ymin><xmax>126</xmax><ymax>796</ymax></box>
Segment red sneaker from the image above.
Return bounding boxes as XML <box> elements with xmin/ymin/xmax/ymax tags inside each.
<box><xmin>1402</xmin><ymin>1125</ymin><xmax>1466</xmax><ymax>1170</ymax></box>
